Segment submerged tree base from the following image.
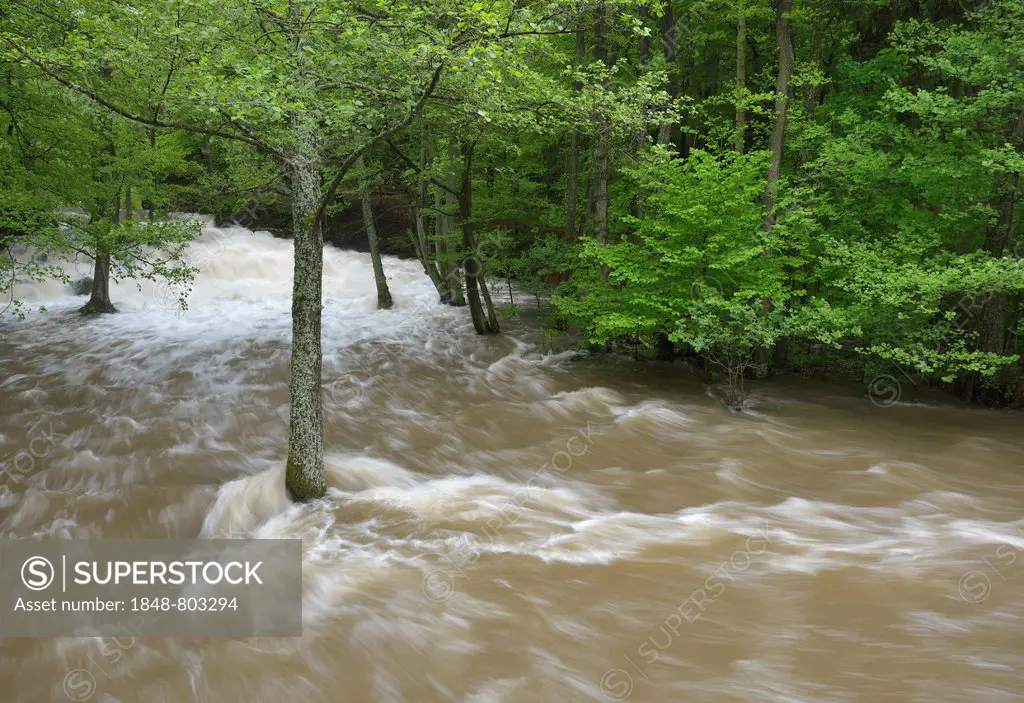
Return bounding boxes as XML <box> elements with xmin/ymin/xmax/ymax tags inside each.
<box><xmin>285</xmin><ymin>450</ymin><xmax>326</xmax><ymax>502</ymax></box>
<box><xmin>79</xmin><ymin>299</ymin><xmax>117</xmax><ymax>314</ymax></box>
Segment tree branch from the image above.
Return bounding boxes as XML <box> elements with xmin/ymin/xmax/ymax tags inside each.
<box><xmin>3</xmin><ymin>36</ymin><xmax>286</xmax><ymax>160</ymax></box>
<box><xmin>315</xmin><ymin>62</ymin><xmax>445</xmax><ymax>220</ymax></box>
<box><xmin>384</xmin><ymin>138</ymin><xmax>460</xmax><ymax>197</ymax></box>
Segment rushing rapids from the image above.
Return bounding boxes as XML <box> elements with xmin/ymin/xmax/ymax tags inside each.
<box><xmin>1</xmin><ymin>220</ymin><xmax>1023</xmax><ymax>702</ymax></box>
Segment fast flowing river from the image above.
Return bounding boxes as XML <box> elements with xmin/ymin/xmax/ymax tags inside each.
<box><xmin>1</xmin><ymin>219</ymin><xmax>1023</xmax><ymax>702</ymax></box>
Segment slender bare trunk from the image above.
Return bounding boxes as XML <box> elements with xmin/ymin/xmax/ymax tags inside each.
<box><xmin>762</xmin><ymin>0</ymin><xmax>795</xmax><ymax>233</ymax></box>
<box><xmin>357</xmin><ymin>155</ymin><xmax>393</xmax><ymax>310</ymax></box>
<box><xmin>566</xmin><ymin>27</ymin><xmax>586</xmax><ymax>241</ymax></box>
<box><xmin>285</xmin><ymin>138</ymin><xmax>326</xmax><ymax>502</ymax></box>
<box><xmin>632</xmin><ymin>5</ymin><xmax>651</xmax><ymax>152</ymax></box>
<box><xmin>409</xmin><ymin>146</ymin><xmax>450</xmax><ymax>302</ymax></box>
<box><xmin>443</xmin><ymin>140</ymin><xmax>465</xmax><ymax>306</ymax></box>
<box><xmin>459</xmin><ymin>141</ymin><xmax>499</xmax><ymax>335</ymax></box>
<box><xmin>593</xmin><ymin>2</ymin><xmax>610</xmax><ymax>251</ymax></box>
<box><xmin>735</xmin><ymin>0</ymin><xmax>747</xmax><ymax>154</ymax></box>
<box><xmin>975</xmin><ymin>111</ymin><xmax>1024</xmax><ymax>399</ymax></box>
<box><xmin>656</xmin><ymin>2</ymin><xmax>678</xmax><ymax>147</ymax></box>
<box><xmin>803</xmin><ymin>24</ymin><xmax>823</xmax><ymax>119</ymax></box>
<box><xmin>755</xmin><ymin>0</ymin><xmax>795</xmax><ymax>374</ymax></box>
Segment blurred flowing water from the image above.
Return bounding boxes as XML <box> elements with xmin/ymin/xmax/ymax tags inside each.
<box><xmin>1</xmin><ymin>219</ymin><xmax>1023</xmax><ymax>702</ymax></box>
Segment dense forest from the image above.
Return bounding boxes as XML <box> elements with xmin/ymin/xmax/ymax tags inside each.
<box><xmin>1</xmin><ymin>0</ymin><xmax>1022</xmax><ymax>499</ymax></box>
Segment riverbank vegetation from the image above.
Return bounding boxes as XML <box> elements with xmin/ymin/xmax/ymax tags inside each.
<box><xmin>2</xmin><ymin>0</ymin><xmax>1022</xmax><ymax>498</ymax></box>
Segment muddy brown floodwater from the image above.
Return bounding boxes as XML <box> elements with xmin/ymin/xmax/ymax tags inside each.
<box><xmin>1</xmin><ymin>221</ymin><xmax>1023</xmax><ymax>702</ymax></box>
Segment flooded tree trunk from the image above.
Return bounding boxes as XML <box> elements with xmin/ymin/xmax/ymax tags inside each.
<box><xmin>443</xmin><ymin>140</ymin><xmax>466</xmax><ymax>306</ymax></box>
<box><xmin>458</xmin><ymin>141</ymin><xmax>499</xmax><ymax>335</ymax></box>
<box><xmin>285</xmin><ymin>148</ymin><xmax>326</xmax><ymax>502</ymax></box>
<box><xmin>82</xmin><ymin>202</ymin><xmax>118</xmax><ymax>314</ymax></box>
<box><xmin>357</xmin><ymin>156</ymin><xmax>393</xmax><ymax>310</ymax></box>
<box><xmin>80</xmin><ymin>253</ymin><xmax>116</xmax><ymax>314</ymax></box>
<box><xmin>411</xmin><ymin>144</ymin><xmax>450</xmax><ymax>303</ymax></box>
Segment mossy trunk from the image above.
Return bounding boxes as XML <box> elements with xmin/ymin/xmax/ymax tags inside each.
<box><xmin>357</xmin><ymin>156</ymin><xmax>393</xmax><ymax>310</ymax></box>
<box><xmin>80</xmin><ymin>253</ymin><xmax>116</xmax><ymax>314</ymax></box>
<box><xmin>285</xmin><ymin>151</ymin><xmax>326</xmax><ymax>502</ymax></box>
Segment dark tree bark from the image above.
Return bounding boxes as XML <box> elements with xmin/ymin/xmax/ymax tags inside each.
<box><xmin>409</xmin><ymin>144</ymin><xmax>451</xmax><ymax>303</ymax></box>
<box><xmin>972</xmin><ymin>111</ymin><xmax>1024</xmax><ymax>402</ymax></box>
<box><xmin>80</xmin><ymin>253</ymin><xmax>116</xmax><ymax>314</ymax></box>
<box><xmin>357</xmin><ymin>155</ymin><xmax>393</xmax><ymax>310</ymax></box>
<box><xmin>762</xmin><ymin>0</ymin><xmax>795</xmax><ymax>232</ymax></box>
<box><xmin>458</xmin><ymin>141</ymin><xmax>499</xmax><ymax>335</ymax></box>
<box><xmin>656</xmin><ymin>2</ymin><xmax>679</xmax><ymax>147</ymax></box>
<box><xmin>735</xmin><ymin>0</ymin><xmax>747</xmax><ymax>154</ymax></box>
<box><xmin>441</xmin><ymin>140</ymin><xmax>466</xmax><ymax>306</ymax></box>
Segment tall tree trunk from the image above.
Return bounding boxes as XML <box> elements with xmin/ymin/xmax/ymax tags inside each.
<box><xmin>566</xmin><ymin>26</ymin><xmax>586</xmax><ymax>241</ymax></box>
<box><xmin>755</xmin><ymin>0</ymin><xmax>795</xmax><ymax>375</ymax></box>
<box><xmin>357</xmin><ymin>155</ymin><xmax>393</xmax><ymax>310</ymax></box>
<box><xmin>458</xmin><ymin>141</ymin><xmax>499</xmax><ymax>335</ymax></box>
<box><xmin>656</xmin><ymin>2</ymin><xmax>678</xmax><ymax>147</ymax></box>
<box><xmin>285</xmin><ymin>142</ymin><xmax>326</xmax><ymax>502</ymax></box>
<box><xmin>124</xmin><ymin>184</ymin><xmax>133</xmax><ymax>221</ymax></box>
<box><xmin>593</xmin><ymin>2</ymin><xmax>610</xmax><ymax>251</ymax></box>
<box><xmin>735</xmin><ymin>0</ymin><xmax>747</xmax><ymax>154</ymax></box>
<box><xmin>762</xmin><ymin>0</ymin><xmax>795</xmax><ymax>232</ymax></box>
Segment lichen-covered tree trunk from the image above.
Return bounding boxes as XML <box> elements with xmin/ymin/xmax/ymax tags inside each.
<box><xmin>357</xmin><ymin>156</ymin><xmax>393</xmax><ymax>310</ymax></box>
<box><xmin>285</xmin><ymin>149</ymin><xmax>326</xmax><ymax>502</ymax></box>
<box><xmin>80</xmin><ymin>253</ymin><xmax>116</xmax><ymax>314</ymax></box>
